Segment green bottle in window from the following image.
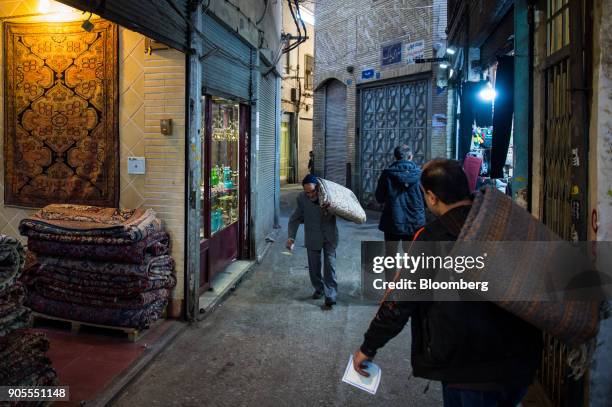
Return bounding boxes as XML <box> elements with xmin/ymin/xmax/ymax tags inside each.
<box><xmin>211</xmin><ymin>167</ymin><xmax>219</xmax><ymax>187</ymax></box>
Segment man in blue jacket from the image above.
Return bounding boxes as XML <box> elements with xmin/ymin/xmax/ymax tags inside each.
<box><xmin>375</xmin><ymin>145</ymin><xmax>425</xmax><ymax>255</ymax></box>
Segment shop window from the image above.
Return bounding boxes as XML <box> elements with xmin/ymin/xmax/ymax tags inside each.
<box><xmin>546</xmin><ymin>0</ymin><xmax>570</xmax><ymax>56</ymax></box>
<box><xmin>304</xmin><ymin>54</ymin><xmax>314</xmax><ymax>90</ymax></box>
<box><xmin>201</xmin><ymin>97</ymin><xmax>240</xmax><ymax>237</ymax></box>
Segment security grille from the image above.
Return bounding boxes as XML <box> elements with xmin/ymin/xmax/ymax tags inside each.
<box><xmin>360</xmin><ymin>80</ymin><xmax>428</xmax><ymax>208</ymax></box>
<box><xmin>540</xmin><ymin>0</ymin><xmax>589</xmax><ymax>405</ymax></box>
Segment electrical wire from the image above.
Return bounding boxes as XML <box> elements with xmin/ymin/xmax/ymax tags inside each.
<box><xmin>295</xmin><ymin>0</ymin><xmax>307</xmax><ymax>40</ymax></box>
<box><xmin>223</xmin><ymin>0</ymin><xmax>265</xmax><ymax>37</ymax></box>
<box><xmin>256</xmin><ymin>0</ymin><xmax>268</xmax><ymax>25</ymax></box>
<box><xmin>283</xmin><ymin>0</ymin><xmax>308</xmax><ymax>53</ymax></box>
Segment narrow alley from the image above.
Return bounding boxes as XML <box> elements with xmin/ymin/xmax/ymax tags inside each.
<box><xmin>112</xmin><ymin>186</ymin><xmax>443</xmax><ymax>406</ymax></box>
<box><xmin>1</xmin><ymin>0</ymin><xmax>611</xmax><ymax>406</ymax></box>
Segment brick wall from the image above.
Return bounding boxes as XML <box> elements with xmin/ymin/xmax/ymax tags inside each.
<box><xmin>313</xmin><ymin>0</ymin><xmax>448</xmax><ymax>188</ymax></box>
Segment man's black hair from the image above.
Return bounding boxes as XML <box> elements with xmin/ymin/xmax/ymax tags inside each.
<box><xmin>421</xmin><ymin>159</ymin><xmax>471</xmax><ymax>204</ymax></box>
<box><xmin>393</xmin><ymin>145</ymin><xmax>412</xmax><ymax>160</ymax></box>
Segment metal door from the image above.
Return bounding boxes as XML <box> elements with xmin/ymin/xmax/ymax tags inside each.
<box><xmin>202</xmin><ymin>13</ymin><xmax>252</xmax><ymax>101</ymax></box>
<box><xmin>324</xmin><ymin>80</ymin><xmax>347</xmax><ymax>184</ymax></box>
<box><xmin>360</xmin><ymin>80</ymin><xmax>429</xmax><ymax>207</ymax></box>
<box><xmin>256</xmin><ymin>70</ymin><xmax>278</xmax><ymax>244</ymax></box>
<box><xmin>539</xmin><ymin>0</ymin><xmax>590</xmax><ymax>406</ymax></box>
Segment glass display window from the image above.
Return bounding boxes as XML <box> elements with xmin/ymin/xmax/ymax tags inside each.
<box><xmin>201</xmin><ymin>96</ymin><xmax>240</xmax><ymax>238</ymax></box>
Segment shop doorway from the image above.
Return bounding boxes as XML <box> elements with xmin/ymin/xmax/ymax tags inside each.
<box><xmin>200</xmin><ymin>95</ymin><xmax>250</xmax><ymax>292</ymax></box>
<box><xmin>280</xmin><ymin>113</ymin><xmax>296</xmax><ymax>184</ymax></box>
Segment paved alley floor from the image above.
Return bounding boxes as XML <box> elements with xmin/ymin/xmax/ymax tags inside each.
<box><xmin>113</xmin><ymin>185</ymin><xmax>443</xmax><ymax>407</ymax></box>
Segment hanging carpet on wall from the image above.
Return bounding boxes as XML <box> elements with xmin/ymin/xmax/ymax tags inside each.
<box><xmin>4</xmin><ymin>20</ymin><xmax>118</xmax><ymax>208</ymax></box>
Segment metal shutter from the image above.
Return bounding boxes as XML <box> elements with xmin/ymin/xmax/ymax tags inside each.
<box><xmin>202</xmin><ymin>14</ymin><xmax>252</xmax><ymax>101</ymax></box>
<box><xmin>324</xmin><ymin>80</ymin><xmax>347</xmax><ymax>184</ymax></box>
<box><xmin>256</xmin><ymin>71</ymin><xmax>278</xmax><ymax>243</ymax></box>
<box><xmin>59</xmin><ymin>0</ymin><xmax>189</xmax><ymax>51</ymax></box>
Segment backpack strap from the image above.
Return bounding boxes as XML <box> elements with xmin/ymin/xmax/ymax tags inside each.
<box><xmin>377</xmin><ymin>226</ymin><xmax>426</xmax><ymax>305</ymax></box>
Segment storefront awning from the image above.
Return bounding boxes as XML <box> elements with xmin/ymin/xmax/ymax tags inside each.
<box><xmin>58</xmin><ymin>0</ymin><xmax>190</xmax><ymax>52</ymax></box>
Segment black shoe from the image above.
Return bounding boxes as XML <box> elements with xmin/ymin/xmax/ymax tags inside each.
<box><xmin>324</xmin><ymin>298</ymin><xmax>336</xmax><ymax>307</ymax></box>
<box><xmin>312</xmin><ymin>291</ymin><xmax>324</xmax><ymax>300</ymax></box>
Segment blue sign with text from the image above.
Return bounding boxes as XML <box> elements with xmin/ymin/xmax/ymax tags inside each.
<box><xmin>382</xmin><ymin>43</ymin><xmax>402</xmax><ymax>66</ymax></box>
<box><xmin>361</xmin><ymin>69</ymin><xmax>375</xmax><ymax>80</ymax></box>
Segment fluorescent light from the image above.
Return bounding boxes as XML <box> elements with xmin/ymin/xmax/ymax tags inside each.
<box><xmin>299</xmin><ymin>8</ymin><xmax>315</xmax><ymax>26</ymax></box>
<box><xmin>479</xmin><ymin>83</ymin><xmax>497</xmax><ymax>101</ymax></box>
<box><xmin>439</xmin><ymin>62</ymin><xmax>449</xmax><ymax>69</ymax></box>
<box><xmin>446</xmin><ymin>48</ymin><xmax>456</xmax><ymax>55</ymax></box>
<box><xmin>449</xmin><ymin>68</ymin><xmax>454</xmax><ymax>78</ymax></box>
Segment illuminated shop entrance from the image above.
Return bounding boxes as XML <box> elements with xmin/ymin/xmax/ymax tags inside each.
<box><xmin>200</xmin><ymin>95</ymin><xmax>250</xmax><ymax>291</ymax></box>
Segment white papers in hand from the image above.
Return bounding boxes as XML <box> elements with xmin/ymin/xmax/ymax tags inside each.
<box><xmin>342</xmin><ymin>355</ymin><xmax>381</xmax><ymax>395</ymax></box>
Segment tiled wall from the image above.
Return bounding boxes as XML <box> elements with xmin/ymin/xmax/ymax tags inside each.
<box><xmin>121</xmin><ymin>29</ymin><xmax>187</xmax><ymax>310</ymax></box>
<box><xmin>0</xmin><ymin>3</ymin><xmax>186</xmax><ymax>311</ymax></box>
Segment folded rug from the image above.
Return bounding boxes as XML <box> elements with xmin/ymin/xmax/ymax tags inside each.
<box><xmin>0</xmin><ymin>331</ymin><xmax>56</xmax><ymax>395</ymax></box>
<box><xmin>0</xmin><ymin>235</ymin><xmax>25</xmax><ymax>293</ymax></box>
<box><xmin>27</xmin><ymin>293</ymin><xmax>168</xmax><ymax>329</ymax></box>
<box><xmin>0</xmin><ymin>329</ymin><xmax>42</xmax><ymax>355</ymax></box>
<box><xmin>36</xmin><ymin>254</ymin><xmax>174</xmax><ymax>278</ymax></box>
<box><xmin>0</xmin><ymin>282</ymin><xmax>26</xmax><ymax>318</ymax></box>
<box><xmin>31</xmin><ymin>272</ymin><xmax>176</xmax><ymax>296</ymax></box>
<box><xmin>1</xmin><ymin>355</ymin><xmax>52</xmax><ymax>386</ymax></box>
<box><xmin>16</xmin><ymin>366</ymin><xmax>59</xmax><ymax>388</ymax></box>
<box><xmin>453</xmin><ymin>186</ymin><xmax>601</xmax><ymax>346</ymax></box>
<box><xmin>33</xmin><ymin>284</ymin><xmax>172</xmax><ymax>309</ymax></box>
<box><xmin>0</xmin><ymin>306</ymin><xmax>31</xmax><ymax>336</ymax></box>
<box><xmin>317</xmin><ymin>178</ymin><xmax>367</xmax><ymax>224</ymax></box>
<box><xmin>19</xmin><ymin>204</ymin><xmax>161</xmax><ymax>242</ymax></box>
<box><xmin>27</xmin><ymin>232</ymin><xmax>170</xmax><ymax>264</ymax></box>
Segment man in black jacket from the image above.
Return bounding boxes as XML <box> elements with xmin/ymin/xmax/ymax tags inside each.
<box><xmin>376</xmin><ymin>145</ymin><xmax>425</xmax><ymax>255</ymax></box>
<box><xmin>353</xmin><ymin>159</ymin><xmax>542</xmax><ymax>407</ymax></box>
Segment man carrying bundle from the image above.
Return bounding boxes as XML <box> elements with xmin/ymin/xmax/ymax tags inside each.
<box><xmin>286</xmin><ymin>174</ymin><xmax>339</xmax><ymax>309</ymax></box>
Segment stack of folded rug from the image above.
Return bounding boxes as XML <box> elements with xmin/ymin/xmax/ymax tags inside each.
<box><xmin>0</xmin><ymin>234</ymin><xmax>57</xmax><ymax>386</ymax></box>
<box><xmin>20</xmin><ymin>205</ymin><xmax>176</xmax><ymax>329</ymax></box>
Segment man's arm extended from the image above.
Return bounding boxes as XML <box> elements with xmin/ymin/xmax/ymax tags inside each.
<box><xmin>360</xmin><ymin>301</ymin><xmax>415</xmax><ymax>357</ymax></box>
<box><xmin>287</xmin><ymin>195</ymin><xmax>304</xmax><ymax>241</ymax></box>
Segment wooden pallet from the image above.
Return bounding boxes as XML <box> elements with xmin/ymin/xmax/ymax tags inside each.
<box><xmin>32</xmin><ymin>311</ymin><xmax>159</xmax><ymax>342</ymax></box>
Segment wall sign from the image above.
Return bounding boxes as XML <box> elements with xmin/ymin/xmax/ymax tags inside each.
<box><xmin>381</xmin><ymin>43</ymin><xmax>402</xmax><ymax>66</ymax></box>
<box><xmin>406</xmin><ymin>40</ymin><xmax>425</xmax><ymax>65</ymax></box>
<box><xmin>361</xmin><ymin>69</ymin><xmax>375</xmax><ymax>80</ymax></box>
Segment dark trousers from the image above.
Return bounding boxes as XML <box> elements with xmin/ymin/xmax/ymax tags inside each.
<box><xmin>383</xmin><ymin>232</ymin><xmax>414</xmax><ymax>282</ymax></box>
<box><xmin>442</xmin><ymin>384</ymin><xmax>528</xmax><ymax>407</ymax></box>
<box><xmin>306</xmin><ymin>242</ymin><xmax>337</xmax><ymax>300</ymax></box>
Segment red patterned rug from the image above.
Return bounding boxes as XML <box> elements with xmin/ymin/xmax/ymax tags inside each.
<box><xmin>3</xmin><ymin>20</ymin><xmax>119</xmax><ymax>208</ymax></box>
